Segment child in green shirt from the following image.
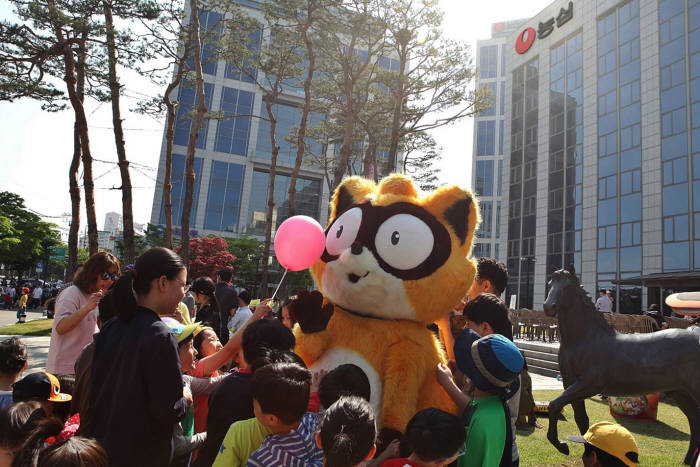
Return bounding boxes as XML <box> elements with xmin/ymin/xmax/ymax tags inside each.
<box><xmin>438</xmin><ymin>329</ymin><xmax>523</xmax><ymax>467</ymax></box>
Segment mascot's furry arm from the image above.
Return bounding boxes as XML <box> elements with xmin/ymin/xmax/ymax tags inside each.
<box><xmin>291</xmin><ymin>174</ymin><xmax>479</xmax><ymax>437</ymax></box>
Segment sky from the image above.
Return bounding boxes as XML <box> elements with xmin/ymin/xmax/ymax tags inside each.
<box><xmin>0</xmin><ymin>0</ymin><xmax>551</xmax><ymax>235</ymax></box>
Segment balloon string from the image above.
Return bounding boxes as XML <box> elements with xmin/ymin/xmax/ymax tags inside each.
<box><xmin>271</xmin><ymin>269</ymin><xmax>288</xmax><ymax>301</ymax></box>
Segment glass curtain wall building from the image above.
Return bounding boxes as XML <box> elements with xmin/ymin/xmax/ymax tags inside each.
<box><xmin>472</xmin><ymin>20</ymin><xmax>528</xmax><ymax>261</ymax></box>
<box><xmin>498</xmin><ymin>0</ymin><xmax>700</xmax><ymax>312</ymax></box>
<box><xmin>150</xmin><ymin>1</ymin><xmax>330</xmax><ymax>241</ymax></box>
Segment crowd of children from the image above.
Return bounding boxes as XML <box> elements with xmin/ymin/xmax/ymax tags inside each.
<box><xmin>0</xmin><ymin>250</ymin><xmax>646</xmax><ymax>467</ymax></box>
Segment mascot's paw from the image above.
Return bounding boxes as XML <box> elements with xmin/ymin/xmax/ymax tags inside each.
<box><xmin>290</xmin><ymin>289</ymin><xmax>333</xmax><ymax>333</ymax></box>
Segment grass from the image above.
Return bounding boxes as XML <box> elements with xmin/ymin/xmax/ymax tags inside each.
<box><xmin>518</xmin><ymin>390</ymin><xmax>690</xmax><ymax>466</ymax></box>
<box><xmin>0</xmin><ymin>319</ymin><xmax>54</xmax><ymax>336</ymax></box>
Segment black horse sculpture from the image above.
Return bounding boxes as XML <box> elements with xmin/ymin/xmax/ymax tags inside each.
<box><xmin>543</xmin><ymin>266</ymin><xmax>700</xmax><ymax>464</ymax></box>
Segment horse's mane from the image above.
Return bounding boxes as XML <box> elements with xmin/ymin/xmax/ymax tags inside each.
<box><xmin>557</xmin><ymin>270</ymin><xmax>616</xmax><ymax>336</ymax></box>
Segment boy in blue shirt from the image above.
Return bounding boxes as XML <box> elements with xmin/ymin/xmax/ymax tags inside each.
<box><xmin>247</xmin><ymin>362</ymin><xmax>323</xmax><ymax>467</ymax></box>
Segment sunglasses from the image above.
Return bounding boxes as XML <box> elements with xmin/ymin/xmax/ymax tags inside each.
<box><xmin>101</xmin><ymin>272</ymin><xmax>120</xmax><ymax>281</ymax></box>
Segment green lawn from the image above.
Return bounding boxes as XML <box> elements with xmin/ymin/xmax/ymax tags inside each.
<box><xmin>0</xmin><ymin>319</ymin><xmax>53</xmax><ymax>336</ymax></box>
<box><xmin>518</xmin><ymin>390</ymin><xmax>690</xmax><ymax>466</ymax></box>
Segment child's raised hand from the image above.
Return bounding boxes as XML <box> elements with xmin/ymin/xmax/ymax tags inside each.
<box><xmin>183</xmin><ymin>386</ymin><xmax>193</xmax><ymax>406</ymax></box>
<box><xmin>310</xmin><ymin>369</ymin><xmax>328</xmax><ymax>392</ymax></box>
<box><xmin>437</xmin><ymin>362</ymin><xmax>454</xmax><ymax>387</ymax></box>
<box><xmin>251</xmin><ymin>299</ymin><xmax>273</xmax><ymax>319</ymax></box>
<box><xmin>383</xmin><ymin>439</ymin><xmax>400</xmax><ymax>459</ymax></box>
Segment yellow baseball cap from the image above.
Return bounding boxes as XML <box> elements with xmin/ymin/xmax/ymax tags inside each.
<box><xmin>568</xmin><ymin>421</ymin><xmax>639</xmax><ymax>466</ymax></box>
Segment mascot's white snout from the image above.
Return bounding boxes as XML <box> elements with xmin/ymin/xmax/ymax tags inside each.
<box><xmin>322</xmin><ymin>245</ymin><xmax>415</xmax><ymax>321</ymax></box>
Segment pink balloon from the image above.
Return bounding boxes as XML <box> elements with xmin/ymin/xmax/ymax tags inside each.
<box><xmin>274</xmin><ymin>216</ymin><xmax>326</xmax><ymax>271</ymax></box>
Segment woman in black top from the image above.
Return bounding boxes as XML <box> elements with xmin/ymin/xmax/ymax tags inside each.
<box><xmin>190</xmin><ymin>277</ymin><xmax>221</xmax><ymax>339</ymax></box>
<box><xmin>90</xmin><ymin>247</ymin><xmax>190</xmax><ymax>467</ymax></box>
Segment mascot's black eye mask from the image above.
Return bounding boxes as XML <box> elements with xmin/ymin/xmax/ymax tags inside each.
<box><xmin>321</xmin><ymin>201</ymin><xmax>452</xmax><ymax>280</ymax></box>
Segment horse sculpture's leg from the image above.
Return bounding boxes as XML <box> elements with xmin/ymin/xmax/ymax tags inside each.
<box><xmin>571</xmin><ymin>399</ymin><xmax>589</xmax><ymax>435</ymax></box>
<box><xmin>668</xmin><ymin>390</ymin><xmax>700</xmax><ymax>465</ymax></box>
<box><xmin>547</xmin><ymin>381</ymin><xmax>598</xmax><ymax>455</ymax></box>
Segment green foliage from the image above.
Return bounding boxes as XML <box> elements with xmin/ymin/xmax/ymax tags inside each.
<box><xmin>0</xmin><ymin>319</ymin><xmax>54</xmax><ymax>336</ymax></box>
<box><xmin>402</xmin><ymin>131</ymin><xmax>442</xmax><ymax>192</ymax></box>
<box><xmin>78</xmin><ymin>247</ymin><xmax>90</xmax><ymax>265</ymax></box>
<box><xmin>223</xmin><ymin>235</ymin><xmax>263</xmax><ymax>289</ymax></box>
<box><xmin>0</xmin><ymin>192</ymin><xmax>61</xmax><ymax>276</ymax></box>
<box><xmin>286</xmin><ymin>269</ymin><xmax>314</xmax><ymax>293</ymax></box>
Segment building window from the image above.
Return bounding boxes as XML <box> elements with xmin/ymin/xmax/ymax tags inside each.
<box><xmin>204</xmin><ymin>161</ymin><xmax>245</xmax><ymax>232</ymax></box>
<box><xmin>248</xmin><ymin>171</ymin><xmax>321</xmax><ymax>236</ymax></box>
<box><xmin>477</xmin><ymin>201</ymin><xmax>493</xmax><ymax>238</ymax></box>
<box><xmin>173</xmin><ymin>81</ymin><xmax>214</xmax><ymax>150</ymax></box>
<box><xmin>257</xmin><ymin>102</ymin><xmax>325</xmax><ymax>166</ymax></box>
<box><xmin>481</xmin><ymin>82</ymin><xmax>497</xmax><ymax>116</ymax></box>
<box><xmin>225</xmin><ymin>29</ymin><xmax>261</xmax><ymax>83</ymax></box>
<box><xmin>476</xmin><ymin>121</ymin><xmax>496</xmax><ymax>156</ymax></box>
<box><xmin>160</xmin><ymin>154</ymin><xmax>203</xmax><ymax>227</ymax></box>
<box><xmin>186</xmin><ymin>10</ymin><xmax>222</xmax><ymax>76</ymax></box>
<box><xmin>475</xmin><ymin>160</ymin><xmax>494</xmax><ymax>196</ymax></box>
<box><xmin>479</xmin><ymin>45</ymin><xmax>498</xmax><ymax>79</ymax></box>
<box><xmin>214</xmin><ymin>87</ymin><xmax>254</xmax><ymax>156</ymax></box>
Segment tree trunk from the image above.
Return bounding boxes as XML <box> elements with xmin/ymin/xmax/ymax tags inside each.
<box><xmin>331</xmin><ymin>79</ymin><xmax>355</xmax><ymax>192</ymax></box>
<box><xmin>68</xmin><ymin>121</ymin><xmax>81</xmax><ymax>280</ymax></box>
<box><xmin>362</xmin><ymin>132</ymin><xmax>377</xmax><ymax>179</ymax></box>
<box><xmin>181</xmin><ymin>1</ymin><xmax>208</xmax><ymax>267</ymax></box>
<box><xmin>163</xmin><ymin>88</ymin><xmax>177</xmax><ymax>250</ymax></box>
<box><xmin>163</xmin><ymin>53</ymin><xmax>188</xmax><ymax>251</ymax></box>
<box><xmin>103</xmin><ymin>0</ymin><xmax>134</xmax><ymax>264</ymax></box>
<box><xmin>47</xmin><ymin>1</ymin><xmax>98</xmax><ymax>255</ymax></box>
<box><xmin>259</xmin><ymin>93</ymin><xmax>280</xmax><ymax>297</ymax></box>
<box><xmin>288</xmin><ymin>19</ymin><xmax>315</xmax><ymax>217</ymax></box>
<box><xmin>387</xmin><ymin>45</ymin><xmax>408</xmax><ymax>173</ymax></box>
<box><xmin>67</xmin><ymin>32</ymin><xmax>86</xmax><ymax>280</ymax></box>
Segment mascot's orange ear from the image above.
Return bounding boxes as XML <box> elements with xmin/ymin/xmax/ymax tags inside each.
<box><xmin>330</xmin><ymin>176</ymin><xmax>377</xmax><ymax>225</ymax></box>
<box><xmin>422</xmin><ymin>186</ymin><xmax>480</xmax><ymax>256</ymax></box>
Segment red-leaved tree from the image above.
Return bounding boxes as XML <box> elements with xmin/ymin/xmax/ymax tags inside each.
<box><xmin>178</xmin><ymin>237</ymin><xmax>237</xmax><ymax>280</ymax></box>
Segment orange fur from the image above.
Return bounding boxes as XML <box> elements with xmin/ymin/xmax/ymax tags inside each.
<box><xmin>299</xmin><ymin>174</ymin><xmax>479</xmax><ymax>432</ymax></box>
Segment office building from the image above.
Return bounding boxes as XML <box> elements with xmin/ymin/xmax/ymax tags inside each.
<box><xmin>472</xmin><ymin>19</ymin><xmax>528</xmax><ymax>261</ymax></box>
<box><xmin>494</xmin><ymin>0</ymin><xmax>700</xmax><ymax>312</ymax></box>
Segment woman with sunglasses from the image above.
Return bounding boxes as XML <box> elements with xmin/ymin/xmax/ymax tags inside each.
<box><xmin>46</xmin><ymin>252</ymin><xmax>120</xmax><ymax>376</ymax></box>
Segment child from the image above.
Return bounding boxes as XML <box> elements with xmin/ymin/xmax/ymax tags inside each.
<box><xmin>440</xmin><ymin>329</ymin><xmax>523</xmax><ymax>467</ymax></box>
<box><xmin>568</xmin><ymin>421</ymin><xmax>639</xmax><ymax>467</ymax></box>
<box><xmin>247</xmin><ymin>362</ymin><xmax>323</xmax><ymax>467</ymax></box>
<box><xmin>0</xmin><ymin>337</ymin><xmax>28</xmax><ymax>409</ymax></box>
<box><xmin>12</xmin><ymin>371</ymin><xmax>72</xmax><ymax>419</ymax></box>
<box><xmin>165</xmin><ymin>321</ymin><xmax>226</xmax><ymax>467</ymax></box>
<box><xmin>191</xmin><ymin>305</ymin><xmax>269</xmax><ymax>437</ymax></box>
<box><xmin>17</xmin><ymin>291</ymin><xmax>27</xmax><ymax>323</ymax></box>
<box><xmin>381</xmin><ymin>408</ymin><xmax>465</xmax><ymax>467</ymax></box>
<box><xmin>11</xmin><ymin>415</ymin><xmax>108</xmax><ymax>467</ymax></box>
<box><xmin>195</xmin><ymin>318</ymin><xmax>295</xmax><ymax>467</ymax></box>
<box><xmin>0</xmin><ymin>401</ymin><xmax>41</xmax><ymax>466</ymax></box>
<box><xmin>318</xmin><ymin>396</ymin><xmax>377</xmax><ymax>467</ymax></box>
<box><xmin>440</xmin><ymin>293</ymin><xmax>522</xmax><ymax>465</ymax></box>
<box><xmin>212</xmin><ymin>350</ymin><xmax>303</xmax><ymax>467</ymax></box>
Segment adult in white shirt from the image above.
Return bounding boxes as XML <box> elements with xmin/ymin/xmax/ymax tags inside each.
<box><xmin>227</xmin><ymin>289</ymin><xmax>253</xmax><ymax>337</ymax></box>
<box><xmin>31</xmin><ymin>285</ymin><xmax>43</xmax><ymax>309</ymax></box>
<box><xmin>595</xmin><ymin>289</ymin><xmax>613</xmax><ymax>313</ymax></box>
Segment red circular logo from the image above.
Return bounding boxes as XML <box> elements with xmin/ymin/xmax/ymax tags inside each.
<box><xmin>515</xmin><ymin>27</ymin><xmax>536</xmax><ymax>54</ymax></box>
